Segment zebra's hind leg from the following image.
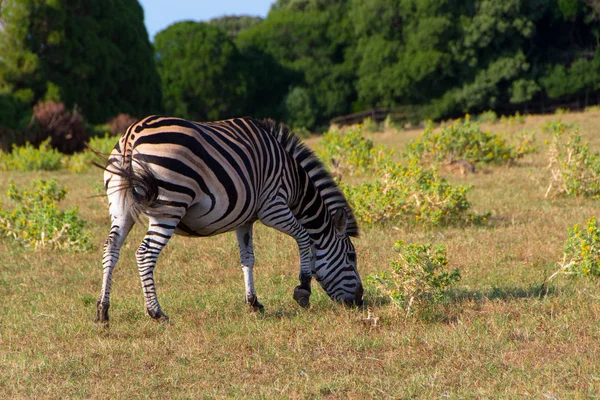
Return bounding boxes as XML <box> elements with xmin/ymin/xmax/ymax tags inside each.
<box><xmin>97</xmin><ymin>215</ymin><xmax>135</xmax><ymax>325</ymax></box>
<box><xmin>136</xmin><ymin>218</ymin><xmax>178</xmax><ymax>324</ymax></box>
<box><xmin>235</xmin><ymin>222</ymin><xmax>264</xmax><ymax>312</ymax></box>
<box><xmin>258</xmin><ymin>198</ymin><xmax>314</xmax><ymax>308</ymax></box>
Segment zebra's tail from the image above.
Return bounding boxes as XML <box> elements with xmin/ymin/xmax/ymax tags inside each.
<box><xmin>93</xmin><ymin>151</ymin><xmax>160</xmax><ymax>222</ymax></box>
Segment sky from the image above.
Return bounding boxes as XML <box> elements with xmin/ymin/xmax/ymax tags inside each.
<box><xmin>138</xmin><ymin>0</ymin><xmax>275</xmax><ymax>40</ymax></box>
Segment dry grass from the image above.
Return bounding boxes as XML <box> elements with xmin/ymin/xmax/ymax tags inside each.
<box><xmin>1</xmin><ymin>111</ymin><xmax>600</xmax><ymax>398</ymax></box>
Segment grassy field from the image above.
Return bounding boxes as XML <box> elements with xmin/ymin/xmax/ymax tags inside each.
<box><xmin>1</xmin><ymin>111</ymin><xmax>600</xmax><ymax>398</ymax></box>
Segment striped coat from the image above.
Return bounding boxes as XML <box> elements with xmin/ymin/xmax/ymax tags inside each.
<box><xmin>97</xmin><ymin>116</ymin><xmax>362</xmax><ymax>324</ymax></box>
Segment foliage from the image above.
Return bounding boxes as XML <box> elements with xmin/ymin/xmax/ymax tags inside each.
<box><xmin>340</xmin><ymin>160</ymin><xmax>486</xmax><ymax>226</ymax></box>
<box><xmin>406</xmin><ymin>117</ymin><xmax>535</xmax><ymax>166</ymax></box>
<box><xmin>284</xmin><ymin>87</ymin><xmax>315</xmax><ymax>130</ymax></box>
<box><xmin>476</xmin><ymin>110</ymin><xmax>498</xmax><ymax>124</ymax></box>
<box><xmin>545</xmin><ymin>121</ymin><xmax>600</xmax><ymax>198</ymax></box>
<box><xmin>0</xmin><ymin>179</ymin><xmax>93</xmax><ymax>251</ymax></box>
<box><xmin>209</xmin><ymin>15</ymin><xmax>263</xmax><ymax>39</ymax></box>
<box><xmin>30</xmin><ymin>101</ymin><xmax>88</xmax><ymax>154</ymax></box>
<box><xmin>315</xmin><ymin>125</ymin><xmax>394</xmax><ymax>177</ymax></box>
<box><xmin>367</xmin><ymin>241</ymin><xmax>460</xmax><ymax>315</ymax></box>
<box><xmin>155</xmin><ymin>21</ymin><xmax>246</xmax><ymax>121</ymax></box>
<box><xmin>0</xmin><ymin>0</ymin><xmax>162</xmax><ymax>123</ymax></box>
<box><xmin>559</xmin><ymin>216</ymin><xmax>600</xmax><ymax>277</ymax></box>
<box><xmin>64</xmin><ymin>135</ymin><xmax>117</xmax><ymax>173</ymax></box>
<box><xmin>0</xmin><ymin>139</ymin><xmax>63</xmax><ymax>172</ymax></box>
<box><xmin>499</xmin><ymin>111</ymin><xmax>526</xmax><ymax>125</ymax></box>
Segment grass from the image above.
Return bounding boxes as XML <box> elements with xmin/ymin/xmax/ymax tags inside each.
<box><xmin>2</xmin><ymin>111</ymin><xmax>600</xmax><ymax>398</ymax></box>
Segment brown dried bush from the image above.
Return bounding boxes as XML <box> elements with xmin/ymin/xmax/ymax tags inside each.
<box><xmin>106</xmin><ymin>113</ymin><xmax>138</xmax><ymax>136</ymax></box>
<box><xmin>31</xmin><ymin>101</ymin><xmax>88</xmax><ymax>154</ymax></box>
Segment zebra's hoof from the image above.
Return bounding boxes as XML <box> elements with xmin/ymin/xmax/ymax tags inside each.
<box><xmin>246</xmin><ymin>294</ymin><xmax>265</xmax><ymax>313</ymax></box>
<box><xmin>95</xmin><ymin>300</ymin><xmax>110</xmax><ymax>326</ymax></box>
<box><xmin>148</xmin><ymin>308</ymin><xmax>170</xmax><ymax>324</ymax></box>
<box><xmin>293</xmin><ymin>287</ymin><xmax>311</xmax><ymax>308</ymax></box>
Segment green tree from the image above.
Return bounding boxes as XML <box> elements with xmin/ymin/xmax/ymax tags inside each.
<box><xmin>154</xmin><ymin>21</ymin><xmax>246</xmax><ymax>121</ymax></box>
<box><xmin>0</xmin><ymin>0</ymin><xmax>163</xmax><ymax>124</ymax></box>
<box><xmin>209</xmin><ymin>15</ymin><xmax>263</xmax><ymax>39</ymax></box>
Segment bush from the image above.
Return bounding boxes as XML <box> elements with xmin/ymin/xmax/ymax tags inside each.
<box><xmin>561</xmin><ymin>216</ymin><xmax>600</xmax><ymax>277</ymax></box>
<box><xmin>0</xmin><ymin>179</ymin><xmax>93</xmax><ymax>251</ymax></box>
<box><xmin>0</xmin><ymin>139</ymin><xmax>64</xmax><ymax>171</ymax></box>
<box><xmin>106</xmin><ymin>113</ymin><xmax>138</xmax><ymax>136</ymax></box>
<box><xmin>545</xmin><ymin>121</ymin><xmax>600</xmax><ymax>198</ymax></box>
<box><xmin>339</xmin><ymin>160</ymin><xmax>486</xmax><ymax>226</ymax></box>
<box><xmin>64</xmin><ymin>134</ymin><xmax>117</xmax><ymax>173</ymax></box>
<box><xmin>406</xmin><ymin>116</ymin><xmax>534</xmax><ymax>166</ymax></box>
<box><xmin>476</xmin><ymin>110</ymin><xmax>498</xmax><ymax>124</ymax></box>
<box><xmin>499</xmin><ymin>111</ymin><xmax>526</xmax><ymax>125</ymax></box>
<box><xmin>367</xmin><ymin>241</ymin><xmax>461</xmax><ymax>316</ymax></box>
<box><xmin>316</xmin><ymin>125</ymin><xmax>394</xmax><ymax>177</ymax></box>
<box><xmin>31</xmin><ymin>101</ymin><xmax>88</xmax><ymax>154</ymax></box>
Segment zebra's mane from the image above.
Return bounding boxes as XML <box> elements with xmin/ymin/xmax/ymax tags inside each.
<box><xmin>252</xmin><ymin>118</ymin><xmax>359</xmax><ymax>237</ymax></box>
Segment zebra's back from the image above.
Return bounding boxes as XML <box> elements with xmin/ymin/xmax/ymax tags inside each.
<box><xmin>116</xmin><ymin>116</ymin><xmax>291</xmax><ymax>236</ymax></box>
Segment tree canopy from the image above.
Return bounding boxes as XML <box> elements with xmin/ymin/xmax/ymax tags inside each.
<box><xmin>1</xmin><ymin>0</ymin><xmax>600</xmax><ymax>132</ymax></box>
<box><xmin>0</xmin><ymin>0</ymin><xmax>162</xmax><ymax>124</ymax></box>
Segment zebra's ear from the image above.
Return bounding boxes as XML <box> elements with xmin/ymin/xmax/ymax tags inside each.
<box><xmin>333</xmin><ymin>208</ymin><xmax>348</xmax><ymax>235</ymax></box>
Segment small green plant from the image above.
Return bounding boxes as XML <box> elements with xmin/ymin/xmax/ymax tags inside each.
<box><xmin>64</xmin><ymin>134</ymin><xmax>117</xmax><ymax>172</ymax></box>
<box><xmin>362</xmin><ymin>116</ymin><xmax>380</xmax><ymax>133</ymax></box>
<box><xmin>548</xmin><ymin>216</ymin><xmax>600</xmax><ymax>281</ymax></box>
<box><xmin>406</xmin><ymin>116</ymin><xmax>533</xmax><ymax>166</ymax></box>
<box><xmin>499</xmin><ymin>111</ymin><xmax>526</xmax><ymax>125</ymax></box>
<box><xmin>0</xmin><ymin>139</ymin><xmax>64</xmax><ymax>171</ymax></box>
<box><xmin>476</xmin><ymin>110</ymin><xmax>498</xmax><ymax>124</ymax></box>
<box><xmin>0</xmin><ymin>179</ymin><xmax>93</xmax><ymax>251</ymax></box>
<box><xmin>339</xmin><ymin>160</ymin><xmax>487</xmax><ymax>226</ymax></box>
<box><xmin>367</xmin><ymin>241</ymin><xmax>461</xmax><ymax>316</ymax></box>
<box><xmin>541</xmin><ymin>119</ymin><xmax>578</xmax><ymax>135</ymax></box>
<box><xmin>584</xmin><ymin>105</ymin><xmax>600</xmax><ymax>113</ymax></box>
<box><xmin>545</xmin><ymin>121</ymin><xmax>600</xmax><ymax>198</ymax></box>
<box><xmin>316</xmin><ymin>125</ymin><xmax>394</xmax><ymax>177</ymax></box>
<box><xmin>554</xmin><ymin>107</ymin><xmax>570</xmax><ymax>115</ymax></box>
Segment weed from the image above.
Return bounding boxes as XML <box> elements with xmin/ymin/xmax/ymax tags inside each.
<box><xmin>0</xmin><ymin>179</ymin><xmax>93</xmax><ymax>251</ymax></box>
<box><xmin>545</xmin><ymin>121</ymin><xmax>600</xmax><ymax>198</ymax></box>
<box><xmin>0</xmin><ymin>139</ymin><xmax>64</xmax><ymax>171</ymax></box>
<box><xmin>367</xmin><ymin>240</ymin><xmax>461</xmax><ymax>316</ymax></box>
<box><xmin>340</xmin><ymin>160</ymin><xmax>487</xmax><ymax>226</ymax></box>
<box><xmin>316</xmin><ymin>125</ymin><xmax>394</xmax><ymax>177</ymax></box>
<box><xmin>406</xmin><ymin>116</ymin><xmax>534</xmax><ymax>166</ymax></box>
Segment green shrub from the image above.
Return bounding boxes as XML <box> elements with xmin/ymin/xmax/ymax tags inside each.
<box><xmin>315</xmin><ymin>125</ymin><xmax>394</xmax><ymax>177</ymax></box>
<box><xmin>545</xmin><ymin>122</ymin><xmax>600</xmax><ymax>198</ymax></box>
<box><xmin>0</xmin><ymin>139</ymin><xmax>64</xmax><ymax>171</ymax></box>
<box><xmin>584</xmin><ymin>105</ymin><xmax>600</xmax><ymax>113</ymax></box>
<box><xmin>499</xmin><ymin>111</ymin><xmax>526</xmax><ymax>125</ymax></box>
<box><xmin>367</xmin><ymin>241</ymin><xmax>461</xmax><ymax>315</ymax></box>
<box><xmin>339</xmin><ymin>160</ymin><xmax>487</xmax><ymax>226</ymax></box>
<box><xmin>362</xmin><ymin>116</ymin><xmax>379</xmax><ymax>133</ymax></box>
<box><xmin>64</xmin><ymin>134</ymin><xmax>117</xmax><ymax>173</ymax></box>
<box><xmin>406</xmin><ymin>116</ymin><xmax>534</xmax><ymax>166</ymax></box>
<box><xmin>561</xmin><ymin>216</ymin><xmax>600</xmax><ymax>277</ymax></box>
<box><xmin>554</xmin><ymin>107</ymin><xmax>570</xmax><ymax>115</ymax></box>
<box><xmin>0</xmin><ymin>179</ymin><xmax>93</xmax><ymax>251</ymax></box>
<box><xmin>476</xmin><ymin>110</ymin><xmax>498</xmax><ymax>124</ymax></box>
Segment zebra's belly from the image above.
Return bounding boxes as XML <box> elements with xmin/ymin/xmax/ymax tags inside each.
<box><xmin>175</xmin><ymin>196</ymin><xmax>258</xmax><ymax>237</ymax></box>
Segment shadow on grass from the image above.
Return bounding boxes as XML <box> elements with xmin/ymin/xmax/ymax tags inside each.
<box><xmin>363</xmin><ymin>282</ymin><xmax>557</xmax><ymax>324</ymax></box>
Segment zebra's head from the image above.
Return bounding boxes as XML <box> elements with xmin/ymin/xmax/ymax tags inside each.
<box><xmin>313</xmin><ymin>208</ymin><xmax>363</xmax><ymax>306</ymax></box>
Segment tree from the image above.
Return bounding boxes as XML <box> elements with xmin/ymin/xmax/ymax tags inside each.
<box><xmin>154</xmin><ymin>21</ymin><xmax>246</xmax><ymax>121</ymax></box>
<box><xmin>0</xmin><ymin>0</ymin><xmax>163</xmax><ymax>124</ymax></box>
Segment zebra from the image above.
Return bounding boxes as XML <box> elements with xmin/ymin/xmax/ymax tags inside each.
<box><xmin>96</xmin><ymin>115</ymin><xmax>363</xmax><ymax>324</ymax></box>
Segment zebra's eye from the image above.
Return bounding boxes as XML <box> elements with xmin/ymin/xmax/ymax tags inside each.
<box><xmin>347</xmin><ymin>252</ymin><xmax>356</xmax><ymax>263</ymax></box>
<box><xmin>133</xmin><ymin>185</ymin><xmax>147</xmax><ymax>199</ymax></box>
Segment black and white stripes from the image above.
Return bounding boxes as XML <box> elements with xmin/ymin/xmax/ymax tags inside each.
<box><xmin>96</xmin><ymin>116</ymin><xmax>362</xmax><ymax>324</ymax></box>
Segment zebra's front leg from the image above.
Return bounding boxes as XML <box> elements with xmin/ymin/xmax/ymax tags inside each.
<box><xmin>258</xmin><ymin>198</ymin><xmax>314</xmax><ymax>308</ymax></box>
<box><xmin>97</xmin><ymin>216</ymin><xmax>134</xmax><ymax>325</ymax></box>
<box><xmin>235</xmin><ymin>222</ymin><xmax>264</xmax><ymax>312</ymax></box>
<box><xmin>136</xmin><ymin>220</ymin><xmax>176</xmax><ymax>323</ymax></box>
